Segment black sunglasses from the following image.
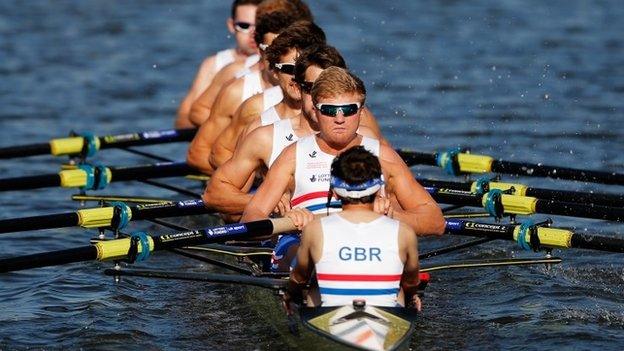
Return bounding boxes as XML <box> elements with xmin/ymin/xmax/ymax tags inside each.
<box><xmin>274</xmin><ymin>62</ymin><xmax>295</xmax><ymax>75</ymax></box>
<box><xmin>234</xmin><ymin>21</ymin><xmax>254</xmax><ymax>33</ymax></box>
<box><xmin>315</xmin><ymin>102</ymin><xmax>362</xmax><ymax>117</ymax></box>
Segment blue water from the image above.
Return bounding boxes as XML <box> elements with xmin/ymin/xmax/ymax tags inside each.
<box><xmin>1</xmin><ymin>0</ymin><xmax>623</xmax><ymax>349</ymax></box>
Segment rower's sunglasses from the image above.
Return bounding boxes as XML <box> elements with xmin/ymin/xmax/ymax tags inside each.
<box><xmin>315</xmin><ymin>102</ymin><xmax>362</xmax><ymax>117</ymax></box>
<box><xmin>274</xmin><ymin>62</ymin><xmax>295</xmax><ymax>75</ymax></box>
<box><xmin>298</xmin><ymin>81</ymin><xmax>313</xmax><ymax>94</ymax></box>
<box><xmin>234</xmin><ymin>21</ymin><xmax>254</xmax><ymax>33</ymax></box>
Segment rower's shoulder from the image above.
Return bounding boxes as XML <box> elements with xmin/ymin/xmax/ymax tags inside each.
<box><xmin>216</xmin><ymin>75</ymin><xmax>246</xmax><ymax>102</ymax></box>
<box><xmin>240</xmin><ymin>92</ymin><xmax>265</xmax><ymax>112</ymax></box>
<box><xmin>218</xmin><ymin>60</ymin><xmax>246</xmax><ymax>76</ymax></box>
<box><xmin>378</xmin><ymin>143</ymin><xmax>405</xmax><ymax>164</ymax></box>
<box><xmin>244</xmin><ymin>122</ymin><xmax>274</xmax><ymax>145</ymax></box>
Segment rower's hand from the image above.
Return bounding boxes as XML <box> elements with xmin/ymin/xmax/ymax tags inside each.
<box><xmin>373</xmin><ymin>194</ymin><xmax>394</xmax><ymax>218</ymax></box>
<box><xmin>285</xmin><ymin>208</ymin><xmax>314</xmax><ymax>230</ymax></box>
<box><xmin>273</xmin><ymin>192</ymin><xmax>292</xmax><ymax>216</ymax></box>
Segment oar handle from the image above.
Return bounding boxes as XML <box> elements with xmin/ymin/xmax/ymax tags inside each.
<box><xmin>269</xmin><ymin>217</ymin><xmax>297</xmax><ymax>234</ymax></box>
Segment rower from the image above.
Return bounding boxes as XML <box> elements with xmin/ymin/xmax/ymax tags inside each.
<box><xmin>208</xmin><ymin>20</ymin><xmax>327</xmax><ymax>169</ymax></box>
<box><xmin>285</xmin><ymin>146</ymin><xmax>422</xmax><ymax>310</ymax></box>
<box><xmin>175</xmin><ymin>0</ymin><xmax>262</xmax><ymax>129</ymax></box>
<box><xmin>203</xmin><ymin>44</ymin><xmax>384</xmax><ymax>217</ymax></box>
<box><xmin>186</xmin><ymin>10</ymin><xmax>301</xmax><ymax>174</ymax></box>
<box><xmin>186</xmin><ymin>0</ymin><xmax>313</xmax><ymax>127</ymax></box>
<box><xmin>241</xmin><ymin>66</ymin><xmax>445</xmax><ymax>270</ymax></box>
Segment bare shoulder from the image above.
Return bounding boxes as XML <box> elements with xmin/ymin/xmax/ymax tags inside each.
<box><xmin>216</xmin><ymin>60</ymin><xmax>245</xmax><ymax>79</ymax></box>
<box><xmin>301</xmin><ymin>218</ymin><xmax>323</xmax><ymax>243</ymax></box>
<box><xmin>379</xmin><ymin>143</ymin><xmax>406</xmax><ymax>166</ymax></box>
<box><xmin>199</xmin><ymin>54</ymin><xmax>217</xmax><ymax>71</ymax></box>
<box><xmin>239</xmin><ymin>93</ymin><xmax>264</xmax><ymax>118</ymax></box>
<box><xmin>243</xmin><ymin>123</ymin><xmax>274</xmax><ymax>148</ymax></box>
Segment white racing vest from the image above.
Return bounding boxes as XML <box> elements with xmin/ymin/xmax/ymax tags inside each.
<box><xmin>241</xmin><ymin>71</ymin><xmax>263</xmax><ymax>103</ymax></box>
<box><xmin>315</xmin><ymin>214</ymin><xmax>403</xmax><ymax>307</ymax></box>
<box><xmin>260</xmin><ymin>86</ymin><xmax>284</xmax><ymax>125</ymax></box>
<box><xmin>215</xmin><ymin>51</ymin><xmax>259</xmax><ymax>74</ymax></box>
<box><xmin>290</xmin><ymin>135</ymin><xmax>380</xmax><ymax>214</ymax></box>
<box><xmin>214</xmin><ymin>49</ymin><xmax>235</xmax><ymax>72</ymax></box>
<box><xmin>267</xmin><ymin>119</ymin><xmax>298</xmax><ymax>167</ymax></box>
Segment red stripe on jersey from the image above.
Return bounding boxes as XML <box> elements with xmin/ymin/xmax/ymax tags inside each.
<box><xmin>291</xmin><ymin>191</ymin><xmax>329</xmax><ymax>206</ymax></box>
<box><xmin>317</xmin><ymin>273</ymin><xmax>402</xmax><ymax>282</ymax></box>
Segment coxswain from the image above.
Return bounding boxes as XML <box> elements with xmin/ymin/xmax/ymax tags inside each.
<box><xmin>285</xmin><ymin>145</ymin><xmax>422</xmax><ymax>310</ymax></box>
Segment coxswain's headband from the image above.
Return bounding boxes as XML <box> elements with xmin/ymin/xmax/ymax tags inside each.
<box><xmin>330</xmin><ymin>175</ymin><xmax>384</xmax><ymax>198</ymax></box>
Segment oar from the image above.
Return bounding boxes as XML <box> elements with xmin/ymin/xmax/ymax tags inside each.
<box><xmin>0</xmin><ymin>128</ymin><xmax>197</xmax><ymax>159</ymax></box>
<box><xmin>418</xmin><ymin>177</ymin><xmax>624</xmax><ymax>208</ymax></box>
<box><xmin>428</xmin><ymin>187</ymin><xmax>624</xmax><ymax>222</ymax></box>
<box><xmin>0</xmin><ymin>199</ymin><xmax>212</xmax><ymax>234</ymax></box>
<box><xmin>0</xmin><ymin>161</ymin><xmax>197</xmax><ymax>192</ymax></box>
<box><xmin>104</xmin><ymin>268</ymin><xmax>287</xmax><ymax>290</ymax></box>
<box><xmin>445</xmin><ymin>219</ymin><xmax>624</xmax><ymax>253</ymax></box>
<box><xmin>0</xmin><ymin>217</ymin><xmax>296</xmax><ymax>273</ymax></box>
<box><xmin>398</xmin><ymin>149</ymin><xmax>624</xmax><ymax>186</ymax></box>
<box><xmin>421</xmin><ymin>257</ymin><xmax>563</xmax><ymax>272</ymax></box>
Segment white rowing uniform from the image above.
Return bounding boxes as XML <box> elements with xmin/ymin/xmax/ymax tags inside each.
<box><xmin>241</xmin><ymin>70</ymin><xmax>263</xmax><ymax>103</ymax></box>
<box><xmin>260</xmin><ymin>86</ymin><xmax>284</xmax><ymax>126</ymax></box>
<box><xmin>315</xmin><ymin>214</ymin><xmax>403</xmax><ymax>307</ymax></box>
<box><xmin>290</xmin><ymin>135</ymin><xmax>380</xmax><ymax>214</ymax></box>
<box><xmin>214</xmin><ymin>49</ymin><xmax>235</xmax><ymax>71</ymax></box>
<box><xmin>267</xmin><ymin>119</ymin><xmax>297</xmax><ymax>168</ymax></box>
<box><xmin>215</xmin><ymin>50</ymin><xmax>259</xmax><ymax>74</ymax></box>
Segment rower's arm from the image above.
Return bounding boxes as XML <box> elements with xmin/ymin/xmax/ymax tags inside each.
<box><xmin>203</xmin><ymin>127</ymin><xmax>271</xmax><ymax>215</ymax></box>
<box><xmin>176</xmin><ymin>55</ymin><xmax>218</xmax><ymax>128</ymax></box>
<box><xmin>241</xmin><ymin>145</ymin><xmax>296</xmax><ymax>222</ymax></box>
<box><xmin>288</xmin><ymin>220</ymin><xmax>319</xmax><ymax>303</ymax></box>
<box><xmin>210</xmin><ymin>94</ymin><xmax>262</xmax><ymax>169</ymax></box>
<box><xmin>398</xmin><ymin>223</ymin><xmax>421</xmax><ymax>308</ymax></box>
<box><xmin>382</xmin><ymin>146</ymin><xmax>446</xmax><ymax>235</ymax></box>
<box><xmin>187</xmin><ymin>80</ymin><xmax>242</xmax><ymax>174</ymax></box>
<box><xmin>188</xmin><ymin>63</ymin><xmax>240</xmax><ymax>126</ymax></box>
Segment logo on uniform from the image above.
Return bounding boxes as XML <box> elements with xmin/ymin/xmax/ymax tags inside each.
<box><xmin>309</xmin><ymin>174</ymin><xmax>317</xmax><ymax>182</ymax></box>
<box><xmin>285</xmin><ymin>133</ymin><xmax>294</xmax><ymax>141</ymax></box>
<box><xmin>308</xmin><ymin>151</ymin><xmax>317</xmax><ymax>158</ymax></box>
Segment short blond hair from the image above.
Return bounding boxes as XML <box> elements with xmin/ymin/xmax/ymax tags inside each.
<box><xmin>311</xmin><ymin>66</ymin><xmax>366</xmax><ymax>104</ymax></box>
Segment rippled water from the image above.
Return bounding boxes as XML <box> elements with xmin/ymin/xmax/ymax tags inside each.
<box><xmin>1</xmin><ymin>1</ymin><xmax>623</xmax><ymax>349</ymax></box>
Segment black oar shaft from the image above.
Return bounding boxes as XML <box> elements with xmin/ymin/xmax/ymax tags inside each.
<box><xmin>109</xmin><ymin>162</ymin><xmax>196</xmax><ymax>182</ymax></box>
<box><xmin>0</xmin><ymin>246</ymin><xmax>97</xmax><ymax>273</ymax></box>
<box><xmin>535</xmin><ymin>200</ymin><xmax>624</xmax><ymax>222</ymax></box>
<box><xmin>445</xmin><ymin>219</ymin><xmax>624</xmax><ymax>253</ymax></box>
<box><xmin>418</xmin><ymin>178</ymin><xmax>624</xmax><ymax>208</ymax></box>
<box><xmin>0</xmin><ymin>218</ymin><xmax>292</xmax><ymax>273</ymax></box>
<box><xmin>0</xmin><ymin>213</ymin><xmax>79</xmax><ymax>234</ymax></box>
<box><xmin>396</xmin><ymin>150</ymin><xmax>437</xmax><ymax>167</ymax></box>
<box><xmin>0</xmin><ymin>128</ymin><xmax>197</xmax><ymax>159</ymax></box>
<box><xmin>0</xmin><ymin>200</ymin><xmax>211</xmax><ymax>234</ymax></box>
<box><xmin>525</xmin><ymin>188</ymin><xmax>624</xmax><ymax>208</ymax></box>
<box><xmin>0</xmin><ymin>162</ymin><xmax>197</xmax><ymax>192</ymax></box>
<box><xmin>98</xmin><ymin>128</ymin><xmax>196</xmax><ymax>150</ymax></box>
<box><xmin>492</xmin><ymin>160</ymin><xmax>624</xmax><ymax>186</ymax></box>
<box><xmin>427</xmin><ymin>187</ymin><xmax>624</xmax><ymax>222</ymax></box>
<box><xmin>0</xmin><ymin>143</ymin><xmax>51</xmax><ymax>159</ymax></box>
<box><xmin>0</xmin><ymin>174</ymin><xmax>61</xmax><ymax>191</ymax></box>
